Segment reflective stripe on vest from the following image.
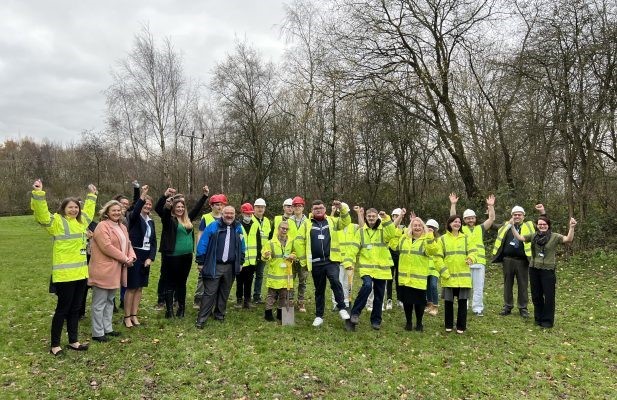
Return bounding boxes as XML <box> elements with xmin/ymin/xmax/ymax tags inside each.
<box><xmin>53</xmin><ymin>261</ymin><xmax>87</xmax><ymax>271</ymax></box>
<box><xmin>399</xmin><ymin>272</ymin><xmax>427</xmax><ymax>280</ymax></box>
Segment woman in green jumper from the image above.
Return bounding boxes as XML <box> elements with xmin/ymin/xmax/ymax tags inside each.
<box><xmin>155</xmin><ymin>188</ymin><xmax>208</xmax><ymax>318</ymax></box>
<box><xmin>510</xmin><ymin>216</ymin><xmax>576</xmax><ymax>328</ymax></box>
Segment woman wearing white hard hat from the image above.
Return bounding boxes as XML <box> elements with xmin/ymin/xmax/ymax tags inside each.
<box><xmin>425</xmin><ymin>219</ymin><xmax>443</xmax><ymax>316</ymax></box>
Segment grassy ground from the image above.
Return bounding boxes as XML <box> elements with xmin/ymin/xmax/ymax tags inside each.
<box><xmin>1</xmin><ymin>215</ymin><xmax>616</xmax><ymax>399</ymax></box>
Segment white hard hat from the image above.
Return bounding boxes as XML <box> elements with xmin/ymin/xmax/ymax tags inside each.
<box><xmin>511</xmin><ymin>205</ymin><xmax>525</xmax><ymax>215</ymax></box>
<box><xmin>426</xmin><ymin>219</ymin><xmax>439</xmax><ymax>229</ymax></box>
<box><xmin>254</xmin><ymin>198</ymin><xmax>267</xmax><ymax>207</ymax></box>
<box><xmin>463</xmin><ymin>209</ymin><xmax>476</xmax><ymax>219</ymax></box>
<box><xmin>283</xmin><ymin>198</ymin><xmax>293</xmax><ymax>206</ymax></box>
<box><xmin>391</xmin><ymin>208</ymin><xmax>402</xmax><ymax>216</ymax></box>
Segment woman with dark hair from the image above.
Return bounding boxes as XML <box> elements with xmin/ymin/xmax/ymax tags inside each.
<box><xmin>510</xmin><ymin>216</ymin><xmax>576</xmax><ymax>328</ymax></box>
<box><xmin>31</xmin><ymin>179</ymin><xmax>97</xmax><ymax>355</ymax></box>
<box><xmin>155</xmin><ymin>186</ymin><xmax>209</xmax><ymax>318</ymax></box>
<box><xmin>89</xmin><ymin>200</ymin><xmax>136</xmax><ymax>342</ymax></box>
<box><xmin>124</xmin><ymin>184</ymin><xmax>156</xmax><ymax>327</ymax></box>
<box><xmin>439</xmin><ymin>215</ymin><xmax>476</xmax><ymax>334</ymax></box>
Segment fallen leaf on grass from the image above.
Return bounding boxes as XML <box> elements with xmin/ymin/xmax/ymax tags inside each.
<box><xmin>152</xmin><ymin>339</ymin><xmax>160</xmax><ymax>344</ymax></box>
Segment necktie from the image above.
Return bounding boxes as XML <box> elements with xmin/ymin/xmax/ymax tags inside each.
<box><xmin>222</xmin><ymin>226</ymin><xmax>231</xmax><ymax>262</ymax></box>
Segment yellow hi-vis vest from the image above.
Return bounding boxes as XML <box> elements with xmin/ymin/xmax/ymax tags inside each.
<box><xmin>492</xmin><ymin>220</ymin><xmax>535</xmax><ymax>260</ymax></box>
<box><xmin>395</xmin><ymin>232</ymin><xmax>441</xmax><ymax>290</ymax></box>
<box><xmin>347</xmin><ymin>216</ymin><xmax>398</xmax><ymax>280</ymax></box>
<box><xmin>293</xmin><ymin>207</ymin><xmax>351</xmax><ymax>271</ymax></box>
<box><xmin>340</xmin><ymin>223</ymin><xmax>360</xmax><ymax>269</ymax></box>
<box><xmin>243</xmin><ymin>215</ymin><xmax>272</xmax><ymax>266</ymax></box>
<box><xmin>262</xmin><ymin>236</ymin><xmax>295</xmax><ymax>290</ymax></box>
<box><xmin>461</xmin><ymin>225</ymin><xmax>486</xmax><ymax>265</ymax></box>
<box><xmin>439</xmin><ymin>231</ymin><xmax>476</xmax><ymax>288</ymax></box>
<box><xmin>31</xmin><ymin>190</ymin><xmax>97</xmax><ymax>283</ymax></box>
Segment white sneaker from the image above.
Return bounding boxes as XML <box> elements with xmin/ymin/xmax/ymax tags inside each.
<box><xmin>386</xmin><ymin>299</ymin><xmax>393</xmax><ymax>310</ymax></box>
<box><xmin>397</xmin><ymin>301</ymin><xmax>403</xmax><ymax>308</ymax></box>
<box><xmin>312</xmin><ymin>317</ymin><xmax>324</xmax><ymax>327</ymax></box>
<box><xmin>339</xmin><ymin>309</ymin><xmax>350</xmax><ymax>320</ymax></box>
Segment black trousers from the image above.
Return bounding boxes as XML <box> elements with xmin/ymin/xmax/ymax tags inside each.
<box><xmin>530</xmin><ymin>267</ymin><xmax>557</xmax><ymax>327</ymax></box>
<box><xmin>444</xmin><ymin>288</ymin><xmax>468</xmax><ymax>331</ymax></box>
<box><xmin>236</xmin><ymin>265</ymin><xmax>256</xmax><ymax>302</ymax></box>
<box><xmin>312</xmin><ymin>262</ymin><xmax>346</xmax><ymax>318</ymax></box>
<box><xmin>403</xmin><ymin>303</ymin><xmax>425</xmax><ymax>327</ymax></box>
<box><xmin>162</xmin><ymin>253</ymin><xmax>193</xmax><ymax>307</ymax></box>
<box><xmin>51</xmin><ymin>278</ymin><xmax>87</xmax><ymax>347</ymax></box>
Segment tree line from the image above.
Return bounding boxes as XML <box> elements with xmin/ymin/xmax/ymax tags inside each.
<box><xmin>1</xmin><ymin>0</ymin><xmax>616</xmax><ymax>248</ymax></box>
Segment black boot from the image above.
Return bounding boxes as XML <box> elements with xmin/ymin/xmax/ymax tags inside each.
<box><xmin>165</xmin><ymin>290</ymin><xmax>174</xmax><ymax>319</ymax></box>
<box><xmin>264</xmin><ymin>309</ymin><xmax>275</xmax><ymax>321</ymax></box>
<box><xmin>176</xmin><ymin>304</ymin><xmax>185</xmax><ymax>318</ymax></box>
<box><xmin>276</xmin><ymin>309</ymin><xmax>282</xmax><ymax>321</ymax></box>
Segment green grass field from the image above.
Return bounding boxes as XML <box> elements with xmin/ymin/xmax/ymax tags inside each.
<box><xmin>1</xmin><ymin>215</ymin><xmax>616</xmax><ymax>399</ymax></box>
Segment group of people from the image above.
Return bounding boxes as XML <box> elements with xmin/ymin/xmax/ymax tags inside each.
<box><xmin>33</xmin><ymin>180</ymin><xmax>576</xmax><ymax>356</ymax></box>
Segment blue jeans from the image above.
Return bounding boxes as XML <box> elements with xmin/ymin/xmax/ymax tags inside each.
<box><xmin>252</xmin><ymin>260</ymin><xmax>266</xmax><ymax>301</ymax></box>
<box><xmin>312</xmin><ymin>262</ymin><xmax>346</xmax><ymax>318</ymax></box>
<box><xmin>351</xmin><ymin>276</ymin><xmax>386</xmax><ymax>325</ymax></box>
<box><xmin>427</xmin><ymin>276</ymin><xmax>439</xmax><ymax>305</ymax></box>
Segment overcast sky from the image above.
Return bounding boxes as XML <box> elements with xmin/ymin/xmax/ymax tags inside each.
<box><xmin>0</xmin><ymin>0</ymin><xmax>288</xmax><ymax>144</ymax></box>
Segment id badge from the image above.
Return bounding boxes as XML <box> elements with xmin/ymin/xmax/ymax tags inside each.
<box><xmin>80</xmin><ymin>248</ymin><xmax>87</xmax><ymax>255</ymax></box>
<box><xmin>317</xmin><ymin>234</ymin><xmax>325</xmax><ymax>240</ymax></box>
<box><xmin>281</xmin><ymin>263</ymin><xmax>287</xmax><ymax>268</ymax></box>
<box><xmin>366</xmin><ymin>244</ymin><xmax>372</xmax><ymax>250</ymax></box>
<box><xmin>509</xmin><ymin>241</ymin><xmax>516</xmax><ymax>246</ymax></box>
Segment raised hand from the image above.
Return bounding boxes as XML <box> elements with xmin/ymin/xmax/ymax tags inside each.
<box><xmin>88</xmin><ymin>184</ymin><xmax>98</xmax><ymax>194</ymax></box>
<box><xmin>33</xmin><ymin>179</ymin><xmax>43</xmax><ymax>190</ymax></box>
<box><xmin>202</xmin><ymin>185</ymin><xmax>209</xmax><ymax>196</ymax></box>
<box><xmin>535</xmin><ymin>204</ymin><xmax>545</xmax><ymax>214</ymax></box>
<box><xmin>569</xmin><ymin>217</ymin><xmax>577</xmax><ymax>227</ymax></box>
<box><xmin>449</xmin><ymin>193</ymin><xmax>459</xmax><ymax>204</ymax></box>
<box><xmin>486</xmin><ymin>194</ymin><xmax>495</xmax><ymax>207</ymax></box>
<box><xmin>378</xmin><ymin>211</ymin><xmax>387</xmax><ymax>219</ymax></box>
<box><xmin>164</xmin><ymin>188</ymin><xmax>177</xmax><ymax>197</ymax></box>
<box><xmin>332</xmin><ymin>200</ymin><xmax>341</xmax><ymax>210</ymax></box>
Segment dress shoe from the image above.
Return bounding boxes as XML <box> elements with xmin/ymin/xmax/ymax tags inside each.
<box><xmin>404</xmin><ymin>322</ymin><xmax>413</xmax><ymax>331</ymax></box>
<box><xmin>105</xmin><ymin>331</ymin><xmax>121</xmax><ymax>337</ymax></box>
<box><xmin>371</xmin><ymin>323</ymin><xmax>381</xmax><ymax>330</ymax></box>
<box><xmin>92</xmin><ymin>335</ymin><xmax>108</xmax><ymax>342</ymax></box>
<box><xmin>499</xmin><ymin>308</ymin><xmax>512</xmax><ymax>316</ymax></box>
<box><xmin>68</xmin><ymin>343</ymin><xmax>89</xmax><ymax>351</ymax></box>
<box><xmin>49</xmin><ymin>348</ymin><xmax>64</xmax><ymax>356</ymax></box>
<box><xmin>415</xmin><ymin>324</ymin><xmax>424</xmax><ymax>332</ymax></box>
<box><xmin>519</xmin><ymin>309</ymin><xmax>530</xmax><ymax>318</ymax></box>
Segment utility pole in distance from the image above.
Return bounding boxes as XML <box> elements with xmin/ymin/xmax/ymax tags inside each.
<box><xmin>179</xmin><ymin>129</ymin><xmax>204</xmax><ymax>195</ymax></box>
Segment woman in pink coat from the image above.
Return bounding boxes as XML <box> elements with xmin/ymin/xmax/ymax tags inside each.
<box><xmin>89</xmin><ymin>200</ymin><xmax>136</xmax><ymax>342</ymax></box>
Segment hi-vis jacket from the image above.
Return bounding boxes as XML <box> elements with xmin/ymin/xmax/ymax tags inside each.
<box><xmin>243</xmin><ymin>215</ymin><xmax>272</xmax><ymax>266</ymax></box>
<box><xmin>346</xmin><ymin>216</ymin><xmax>398</xmax><ymax>279</ymax></box>
<box><xmin>461</xmin><ymin>225</ymin><xmax>487</xmax><ymax>265</ymax></box>
<box><xmin>262</xmin><ymin>236</ymin><xmax>295</xmax><ymax>290</ymax></box>
<box><xmin>492</xmin><ymin>221</ymin><xmax>535</xmax><ymax>262</ymax></box>
<box><xmin>439</xmin><ymin>231</ymin><xmax>476</xmax><ymax>288</ymax></box>
<box><xmin>293</xmin><ymin>206</ymin><xmax>351</xmax><ymax>271</ymax></box>
<box><xmin>392</xmin><ymin>232</ymin><xmax>444</xmax><ymax>289</ymax></box>
<box><xmin>31</xmin><ymin>190</ymin><xmax>97</xmax><ymax>283</ymax></box>
<box><xmin>340</xmin><ymin>223</ymin><xmax>360</xmax><ymax>269</ymax></box>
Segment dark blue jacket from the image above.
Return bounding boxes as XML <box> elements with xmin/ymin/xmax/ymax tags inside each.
<box><xmin>127</xmin><ymin>197</ymin><xmax>157</xmax><ymax>261</ymax></box>
<box><xmin>196</xmin><ymin>219</ymin><xmax>246</xmax><ymax>278</ymax></box>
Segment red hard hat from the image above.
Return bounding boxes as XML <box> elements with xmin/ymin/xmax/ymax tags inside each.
<box><xmin>292</xmin><ymin>196</ymin><xmax>305</xmax><ymax>206</ymax></box>
<box><xmin>209</xmin><ymin>194</ymin><xmax>228</xmax><ymax>205</ymax></box>
<box><xmin>240</xmin><ymin>203</ymin><xmax>254</xmax><ymax>214</ymax></box>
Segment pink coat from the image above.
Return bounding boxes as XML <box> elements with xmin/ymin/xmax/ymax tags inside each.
<box><xmin>88</xmin><ymin>220</ymin><xmax>136</xmax><ymax>289</ymax></box>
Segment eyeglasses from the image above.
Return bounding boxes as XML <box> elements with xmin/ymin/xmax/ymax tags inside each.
<box><xmin>279</xmin><ymin>227</ymin><xmax>289</xmax><ymax>231</ymax></box>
